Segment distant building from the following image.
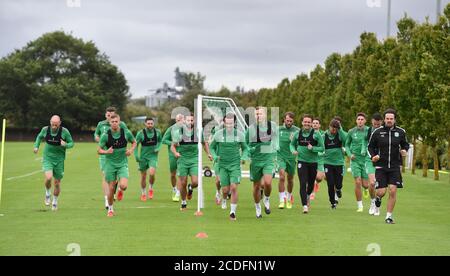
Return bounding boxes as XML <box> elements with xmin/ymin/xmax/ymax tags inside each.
<box><xmin>145</xmin><ymin>67</ymin><xmax>187</xmax><ymax>108</ymax></box>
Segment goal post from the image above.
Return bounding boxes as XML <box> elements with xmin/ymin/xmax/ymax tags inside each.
<box><xmin>0</xmin><ymin>119</ymin><xmax>6</xmax><ymax>206</ymax></box>
<box><xmin>195</xmin><ymin>95</ymin><xmax>248</xmax><ymax>214</ymax></box>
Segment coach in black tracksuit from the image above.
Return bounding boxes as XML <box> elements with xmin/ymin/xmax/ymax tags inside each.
<box><xmin>368</xmin><ymin>109</ymin><xmax>409</xmax><ymax>224</ymax></box>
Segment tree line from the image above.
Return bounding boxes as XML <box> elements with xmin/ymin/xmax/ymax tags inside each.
<box><xmin>1</xmin><ymin>5</ymin><xmax>448</xmax><ymax>181</ymax></box>
<box><xmin>251</xmin><ymin>6</ymin><xmax>450</xmax><ymax>180</ymax></box>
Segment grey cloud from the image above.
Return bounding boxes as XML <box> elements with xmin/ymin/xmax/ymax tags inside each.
<box><xmin>1</xmin><ymin>0</ymin><xmax>448</xmax><ymax>97</ymax></box>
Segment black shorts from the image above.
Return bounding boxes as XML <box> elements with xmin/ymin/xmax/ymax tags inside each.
<box><xmin>375</xmin><ymin>168</ymin><xmax>403</xmax><ymax>189</ymax></box>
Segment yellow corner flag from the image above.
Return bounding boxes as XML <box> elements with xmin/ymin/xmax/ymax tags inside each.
<box><xmin>0</xmin><ymin>119</ymin><xmax>6</xmax><ymax>206</ymax></box>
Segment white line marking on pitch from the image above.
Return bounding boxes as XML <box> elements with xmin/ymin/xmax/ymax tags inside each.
<box><xmin>6</xmin><ymin>170</ymin><xmax>41</xmax><ymax>181</ymax></box>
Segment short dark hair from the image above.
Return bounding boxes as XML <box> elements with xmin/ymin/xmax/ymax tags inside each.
<box><xmin>333</xmin><ymin>116</ymin><xmax>343</xmax><ymax>123</ymax></box>
<box><xmin>329</xmin><ymin>119</ymin><xmax>341</xmax><ymax>129</ymax></box>
<box><xmin>106</xmin><ymin>106</ymin><xmax>117</xmax><ymax>113</ymax></box>
<box><xmin>284</xmin><ymin>112</ymin><xmax>295</xmax><ymax>120</ymax></box>
<box><xmin>313</xmin><ymin>117</ymin><xmax>321</xmax><ymax>124</ymax></box>
<box><xmin>372</xmin><ymin>112</ymin><xmax>383</xmax><ymax>121</ymax></box>
<box><xmin>302</xmin><ymin>114</ymin><xmax>313</xmax><ymax>121</ymax></box>
<box><xmin>110</xmin><ymin>114</ymin><xmax>120</xmax><ymax>120</ymax></box>
<box><xmin>384</xmin><ymin>108</ymin><xmax>397</xmax><ymax>118</ymax></box>
<box><xmin>356</xmin><ymin>112</ymin><xmax>367</xmax><ymax>119</ymax></box>
<box><xmin>145</xmin><ymin>117</ymin><xmax>154</xmax><ymax>122</ymax></box>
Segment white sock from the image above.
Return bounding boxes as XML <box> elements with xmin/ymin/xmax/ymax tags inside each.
<box><xmin>386</xmin><ymin>212</ymin><xmax>392</xmax><ymax>219</ymax></box>
<box><xmin>149</xmin><ymin>184</ymin><xmax>154</xmax><ymax>190</ymax></box>
<box><xmin>45</xmin><ymin>188</ymin><xmax>51</xmax><ymax>197</ymax></box>
<box><xmin>141</xmin><ymin>188</ymin><xmax>146</xmax><ymax>195</ymax></box>
<box><xmin>52</xmin><ymin>196</ymin><xmax>58</xmax><ymax>205</ymax></box>
<box><xmin>176</xmin><ymin>190</ymin><xmax>180</xmax><ymax>196</ymax></box>
<box><xmin>216</xmin><ymin>190</ymin><xmax>220</xmax><ymax>196</ymax></box>
<box><xmin>357</xmin><ymin>201</ymin><xmax>363</xmax><ymax>208</ymax></box>
<box><xmin>371</xmin><ymin>198</ymin><xmax>376</xmax><ymax>204</ymax></box>
<box><xmin>182</xmin><ymin>200</ymin><xmax>187</xmax><ymax>205</ymax></box>
<box><xmin>230</xmin><ymin>204</ymin><xmax>237</xmax><ymax>214</ymax></box>
<box><xmin>222</xmin><ymin>199</ymin><xmax>227</xmax><ymax>205</ymax></box>
<box><xmin>108</xmin><ymin>205</ymin><xmax>114</xmax><ymax>212</ymax></box>
<box><xmin>172</xmin><ymin>187</ymin><xmax>177</xmax><ymax>193</ymax></box>
<box><xmin>279</xmin><ymin>192</ymin><xmax>286</xmax><ymax>202</ymax></box>
<box><xmin>263</xmin><ymin>196</ymin><xmax>270</xmax><ymax>209</ymax></box>
<box><xmin>287</xmin><ymin>192</ymin><xmax>292</xmax><ymax>201</ymax></box>
<box><xmin>255</xmin><ymin>203</ymin><xmax>261</xmax><ymax>216</ymax></box>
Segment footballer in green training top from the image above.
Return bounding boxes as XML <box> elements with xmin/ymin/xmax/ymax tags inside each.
<box><xmin>210</xmin><ymin>113</ymin><xmax>249</xmax><ymax>221</ymax></box>
<box><xmin>161</xmin><ymin>114</ymin><xmax>184</xmax><ymax>202</ymax></box>
<box><xmin>171</xmin><ymin>114</ymin><xmax>212</xmax><ymax>211</ymax></box>
<box><xmin>98</xmin><ymin>114</ymin><xmax>136</xmax><ymax>217</ymax></box>
<box><xmin>134</xmin><ymin>117</ymin><xmax>162</xmax><ymax>202</ymax></box>
<box><xmin>345</xmin><ymin>113</ymin><xmax>371</xmax><ymax>213</ymax></box>
<box><xmin>33</xmin><ymin>115</ymin><xmax>74</xmax><ymax>211</ymax></box>
<box><xmin>94</xmin><ymin>106</ymin><xmax>128</xmax><ymax>209</ymax></box>
<box><xmin>277</xmin><ymin>112</ymin><xmax>299</xmax><ymax>210</ymax></box>
<box><xmin>246</xmin><ymin>107</ymin><xmax>279</xmax><ymax>219</ymax></box>
<box><xmin>290</xmin><ymin>114</ymin><xmax>325</xmax><ymax>214</ymax></box>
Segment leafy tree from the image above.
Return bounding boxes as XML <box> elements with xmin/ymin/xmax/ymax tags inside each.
<box><xmin>0</xmin><ymin>31</ymin><xmax>129</xmax><ymax>130</ymax></box>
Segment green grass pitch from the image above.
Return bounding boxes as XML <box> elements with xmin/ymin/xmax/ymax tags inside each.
<box><xmin>0</xmin><ymin>142</ymin><xmax>449</xmax><ymax>256</ymax></box>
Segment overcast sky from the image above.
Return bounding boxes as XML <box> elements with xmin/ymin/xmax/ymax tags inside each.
<box><xmin>1</xmin><ymin>0</ymin><xmax>448</xmax><ymax>98</ymax></box>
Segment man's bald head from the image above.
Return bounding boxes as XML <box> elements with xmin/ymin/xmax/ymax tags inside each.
<box><xmin>50</xmin><ymin>115</ymin><xmax>61</xmax><ymax>130</ymax></box>
<box><xmin>175</xmin><ymin>114</ymin><xmax>185</xmax><ymax>124</ymax></box>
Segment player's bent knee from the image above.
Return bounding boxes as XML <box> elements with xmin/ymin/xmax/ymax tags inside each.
<box><xmin>389</xmin><ymin>185</ymin><xmax>397</xmax><ymax>194</ymax></box>
<box><xmin>45</xmin><ymin>174</ymin><xmax>53</xmax><ymax>181</ymax></box>
<box><xmin>377</xmin><ymin>189</ymin><xmax>386</xmax><ymax>197</ymax></box>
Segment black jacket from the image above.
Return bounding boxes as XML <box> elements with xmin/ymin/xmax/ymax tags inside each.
<box><xmin>368</xmin><ymin>125</ymin><xmax>409</xmax><ymax>170</ymax></box>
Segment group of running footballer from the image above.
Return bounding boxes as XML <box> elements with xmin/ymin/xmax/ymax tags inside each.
<box><xmin>33</xmin><ymin>106</ymin><xmax>408</xmax><ymax>224</ymax></box>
